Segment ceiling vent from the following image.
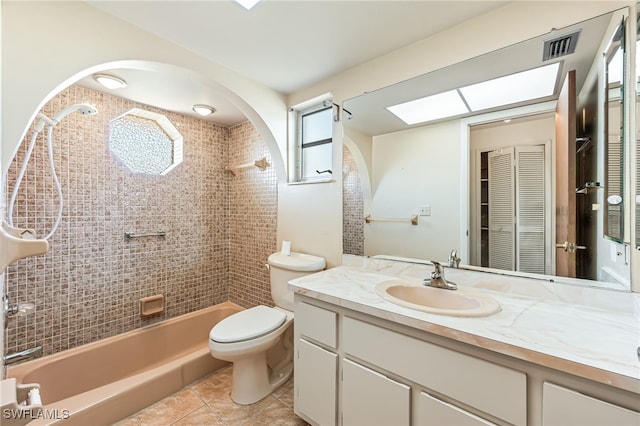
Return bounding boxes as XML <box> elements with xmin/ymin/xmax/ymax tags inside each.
<box><xmin>543</xmin><ymin>31</ymin><xmax>580</xmax><ymax>61</ymax></box>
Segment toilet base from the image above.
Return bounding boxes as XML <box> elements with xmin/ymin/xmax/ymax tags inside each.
<box><xmin>230</xmin><ymin>352</ymin><xmax>293</xmax><ymax>405</ymax></box>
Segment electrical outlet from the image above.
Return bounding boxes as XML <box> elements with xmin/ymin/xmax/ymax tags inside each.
<box><xmin>419</xmin><ymin>206</ymin><xmax>431</xmax><ymax>216</ymax></box>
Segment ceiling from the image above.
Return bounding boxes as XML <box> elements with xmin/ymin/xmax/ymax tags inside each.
<box><xmin>78</xmin><ymin>0</ymin><xmax>508</xmax><ymax>125</ymax></box>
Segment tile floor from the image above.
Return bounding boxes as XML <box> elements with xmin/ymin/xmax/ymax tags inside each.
<box><xmin>115</xmin><ymin>366</ymin><xmax>308</xmax><ymax>426</ymax></box>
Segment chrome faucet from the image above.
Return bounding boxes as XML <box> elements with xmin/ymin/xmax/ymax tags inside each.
<box><xmin>3</xmin><ymin>346</ymin><xmax>42</xmax><ymax>365</ymax></box>
<box><xmin>448</xmin><ymin>249</ymin><xmax>461</xmax><ymax>268</ymax></box>
<box><xmin>423</xmin><ymin>260</ymin><xmax>457</xmax><ymax>290</ymax></box>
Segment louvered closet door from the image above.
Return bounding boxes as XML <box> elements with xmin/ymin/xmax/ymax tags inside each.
<box><xmin>488</xmin><ymin>149</ymin><xmax>515</xmax><ymax>271</ymax></box>
<box><xmin>516</xmin><ymin>146</ymin><xmax>546</xmax><ymax>274</ymax></box>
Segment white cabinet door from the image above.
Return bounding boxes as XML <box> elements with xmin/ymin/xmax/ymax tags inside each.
<box><xmin>543</xmin><ymin>382</ymin><xmax>640</xmax><ymax>426</ymax></box>
<box><xmin>342</xmin><ymin>358</ymin><xmax>410</xmax><ymax>426</ymax></box>
<box><xmin>295</xmin><ymin>339</ymin><xmax>337</xmax><ymax>426</ymax></box>
<box><xmin>416</xmin><ymin>391</ymin><xmax>496</xmax><ymax>426</ymax></box>
<box><xmin>488</xmin><ymin>147</ymin><xmax>515</xmax><ymax>271</ymax></box>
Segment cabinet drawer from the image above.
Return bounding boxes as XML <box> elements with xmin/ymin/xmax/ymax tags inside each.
<box><xmin>542</xmin><ymin>382</ymin><xmax>640</xmax><ymax>426</ymax></box>
<box><xmin>416</xmin><ymin>391</ymin><xmax>496</xmax><ymax>426</ymax></box>
<box><xmin>295</xmin><ymin>301</ymin><xmax>337</xmax><ymax>348</ymax></box>
<box><xmin>343</xmin><ymin>358</ymin><xmax>410</xmax><ymax>426</ymax></box>
<box><xmin>343</xmin><ymin>317</ymin><xmax>526</xmax><ymax>425</ymax></box>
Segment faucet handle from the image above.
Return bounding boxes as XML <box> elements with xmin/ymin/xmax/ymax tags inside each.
<box><xmin>448</xmin><ymin>249</ymin><xmax>461</xmax><ymax>267</ymax></box>
<box><xmin>430</xmin><ymin>260</ymin><xmax>444</xmax><ymax>277</ymax></box>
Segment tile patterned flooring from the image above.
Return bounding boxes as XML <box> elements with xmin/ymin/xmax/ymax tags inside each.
<box><xmin>115</xmin><ymin>366</ymin><xmax>308</xmax><ymax>426</ymax></box>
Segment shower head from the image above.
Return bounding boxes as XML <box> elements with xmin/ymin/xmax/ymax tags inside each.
<box><xmin>52</xmin><ymin>103</ymin><xmax>98</xmax><ymax>124</ymax></box>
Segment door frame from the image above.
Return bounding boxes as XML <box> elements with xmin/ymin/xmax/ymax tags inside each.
<box><xmin>460</xmin><ymin>101</ymin><xmax>557</xmax><ymax>270</ymax></box>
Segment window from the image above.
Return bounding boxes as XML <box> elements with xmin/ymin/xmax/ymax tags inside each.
<box><xmin>294</xmin><ymin>100</ymin><xmax>333</xmax><ymax>182</ymax></box>
<box><xmin>108</xmin><ymin>108</ymin><xmax>183</xmax><ymax>176</ymax></box>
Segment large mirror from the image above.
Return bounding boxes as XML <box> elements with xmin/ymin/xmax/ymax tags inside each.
<box><xmin>342</xmin><ymin>8</ymin><xmax>633</xmax><ymax>290</ymax></box>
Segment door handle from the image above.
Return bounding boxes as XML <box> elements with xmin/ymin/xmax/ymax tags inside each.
<box><xmin>555</xmin><ymin>242</ymin><xmax>587</xmax><ymax>252</ymax></box>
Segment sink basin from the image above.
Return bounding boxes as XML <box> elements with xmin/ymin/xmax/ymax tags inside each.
<box><xmin>375</xmin><ymin>279</ymin><xmax>501</xmax><ymax>317</ymax></box>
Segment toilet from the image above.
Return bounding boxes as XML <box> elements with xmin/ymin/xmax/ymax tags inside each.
<box><xmin>209</xmin><ymin>251</ymin><xmax>326</xmax><ymax>404</ymax></box>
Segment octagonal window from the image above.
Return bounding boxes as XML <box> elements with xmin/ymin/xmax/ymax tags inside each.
<box><xmin>109</xmin><ymin>108</ymin><xmax>183</xmax><ymax>175</ymax></box>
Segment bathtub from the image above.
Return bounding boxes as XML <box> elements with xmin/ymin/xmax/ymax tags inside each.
<box><xmin>7</xmin><ymin>302</ymin><xmax>243</xmax><ymax>425</ymax></box>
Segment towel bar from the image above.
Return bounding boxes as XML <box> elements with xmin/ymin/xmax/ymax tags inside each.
<box><xmin>364</xmin><ymin>214</ymin><xmax>418</xmax><ymax>226</ymax></box>
<box><xmin>125</xmin><ymin>231</ymin><xmax>167</xmax><ymax>239</ymax></box>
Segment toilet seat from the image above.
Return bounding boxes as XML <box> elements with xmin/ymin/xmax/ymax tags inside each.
<box><xmin>210</xmin><ymin>306</ymin><xmax>286</xmax><ymax>343</ymax></box>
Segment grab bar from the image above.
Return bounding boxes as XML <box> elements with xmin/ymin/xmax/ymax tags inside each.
<box><xmin>4</xmin><ymin>346</ymin><xmax>42</xmax><ymax>365</ymax></box>
<box><xmin>364</xmin><ymin>214</ymin><xmax>418</xmax><ymax>226</ymax></box>
<box><xmin>124</xmin><ymin>231</ymin><xmax>167</xmax><ymax>239</ymax></box>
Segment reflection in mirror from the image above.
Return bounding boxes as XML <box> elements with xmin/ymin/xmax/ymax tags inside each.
<box><xmin>343</xmin><ymin>145</ymin><xmax>365</xmax><ymax>256</ymax></box>
<box><xmin>604</xmin><ymin>19</ymin><xmax>625</xmax><ymax>242</ymax></box>
<box><xmin>109</xmin><ymin>108</ymin><xmax>183</xmax><ymax>176</ymax></box>
<box><xmin>342</xmin><ymin>9</ymin><xmax>632</xmax><ymax>290</ymax></box>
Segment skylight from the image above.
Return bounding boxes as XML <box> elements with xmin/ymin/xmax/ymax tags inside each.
<box><xmin>386</xmin><ymin>63</ymin><xmax>561</xmax><ymax>126</ymax></box>
<box><xmin>459</xmin><ymin>63</ymin><xmax>560</xmax><ymax>111</ymax></box>
<box><xmin>386</xmin><ymin>90</ymin><xmax>469</xmax><ymax>125</ymax></box>
<box><xmin>233</xmin><ymin>0</ymin><xmax>261</xmax><ymax>10</ymax></box>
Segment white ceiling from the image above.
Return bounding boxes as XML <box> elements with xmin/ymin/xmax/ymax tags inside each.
<box><xmin>79</xmin><ymin>0</ymin><xmax>508</xmax><ymax>125</ymax></box>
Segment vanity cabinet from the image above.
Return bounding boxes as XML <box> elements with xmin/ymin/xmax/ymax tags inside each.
<box><xmin>294</xmin><ymin>301</ymin><xmax>338</xmax><ymax>426</ymax></box>
<box><xmin>294</xmin><ymin>298</ymin><xmax>524</xmax><ymax>425</ymax></box>
<box><xmin>293</xmin><ymin>295</ymin><xmax>640</xmax><ymax>426</ymax></box>
<box><xmin>542</xmin><ymin>382</ymin><xmax>640</xmax><ymax>426</ymax></box>
<box><xmin>342</xmin><ymin>316</ymin><xmax>525</xmax><ymax>425</ymax></box>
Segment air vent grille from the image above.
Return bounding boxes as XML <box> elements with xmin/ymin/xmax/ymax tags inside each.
<box><xmin>543</xmin><ymin>31</ymin><xmax>580</xmax><ymax>61</ymax></box>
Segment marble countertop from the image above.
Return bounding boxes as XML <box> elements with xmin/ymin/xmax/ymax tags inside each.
<box><xmin>288</xmin><ymin>256</ymin><xmax>640</xmax><ymax>394</ymax></box>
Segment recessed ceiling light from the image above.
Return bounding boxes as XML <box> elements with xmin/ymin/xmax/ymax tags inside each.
<box><xmin>386</xmin><ymin>90</ymin><xmax>470</xmax><ymax>125</ymax></box>
<box><xmin>233</xmin><ymin>0</ymin><xmax>261</xmax><ymax>10</ymax></box>
<box><xmin>193</xmin><ymin>104</ymin><xmax>216</xmax><ymax>116</ymax></box>
<box><xmin>459</xmin><ymin>62</ymin><xmax>560</xmax><ymax>111</ymax></box>
<box><xmin>93</xmin><ymin>73</ymin><xmax>127</xmax><ymax>90</ymax></box>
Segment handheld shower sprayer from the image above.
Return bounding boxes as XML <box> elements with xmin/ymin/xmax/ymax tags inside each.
<box><xmin>52</xmin><ymin>103</ymin><xmax>98</xmax><ymax>123</ymax></box>
<box><xmin>34</xmin><ymin>103</ymin><xmax>97</xmax><ymax>131</ymax></box>
<box><xmin>8</xmin><ymin>103</ymin><xmax>99</xmax><ymax>240</ymax></box>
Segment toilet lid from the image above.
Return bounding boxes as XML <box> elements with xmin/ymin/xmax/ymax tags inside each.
<box><xmin>209</xmin><ymin>305</ymin><xmax>287</xmax><ymax>343</ymax></box>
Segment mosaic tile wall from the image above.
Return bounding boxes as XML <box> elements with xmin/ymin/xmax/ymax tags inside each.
<box><xmin>4</xmin><ymin>85</ymin><xmax>277</xmax><ymax>356</ymax></box>
<box><xmin>228</xmin><ymin>122</ymin><xmax>278</xmax><ymax>307</ymax></box>
<box><xmin>342</xmin><ymin>145</ymin><xmax>364</xmax><ymax>256</ymax></box>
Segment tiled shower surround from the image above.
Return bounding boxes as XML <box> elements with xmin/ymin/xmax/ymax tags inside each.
<box><xmin>4</xmin><ymin>85</ymin><xmax>277</xmax><ymax>356</ymax></box>
<box><xmin>342</xmin><ymin>145</ymin><xmax>364</xmax><ymax>256</ymax></box>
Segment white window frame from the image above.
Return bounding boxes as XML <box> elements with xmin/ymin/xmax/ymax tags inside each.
<box><xmin>289</xmin><ymin>93</ymin><xmax>334</xmax><ymax>183</ymax></box>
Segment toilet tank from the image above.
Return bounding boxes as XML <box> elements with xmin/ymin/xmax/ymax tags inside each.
<box><xmin>268</xmin><ymin>251</ymin><xmax>326</xmax><ymax>311</ymax></box>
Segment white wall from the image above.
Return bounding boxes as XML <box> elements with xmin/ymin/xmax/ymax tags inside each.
<box><xmin>1</xmin><ymin>1</ymin><xmax>287</xmax><ymax>177</ymax></box>
<box><xmin>365</xmin><ymin>121</ymin><xmax>460</xmax><ymax>261</ymax></box>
